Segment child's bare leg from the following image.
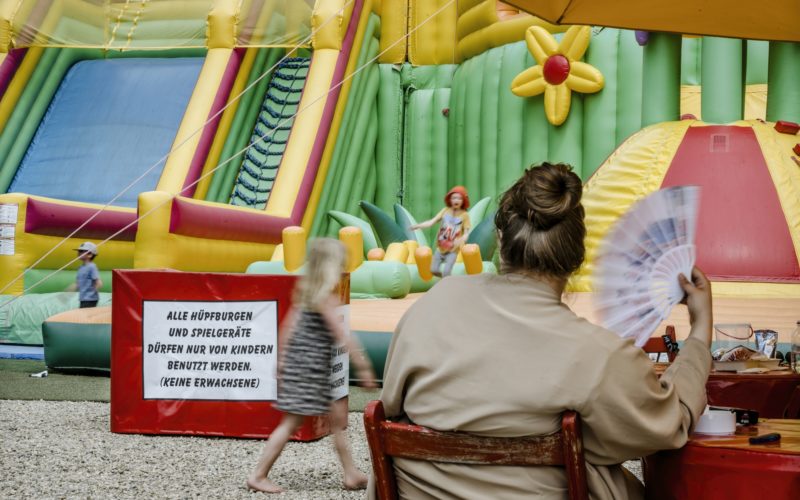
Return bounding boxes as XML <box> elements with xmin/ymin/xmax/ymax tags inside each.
<box><xmin>247</xmin><ymin>413</ymin><xmax>305</xmax><ymax>493</ymax></box>
<box><xmin>330</xmin><ymin>398</ymin><xmax>368</xmax><ymax>490</ymax></box>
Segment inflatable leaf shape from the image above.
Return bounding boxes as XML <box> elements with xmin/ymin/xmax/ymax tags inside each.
<box><xmin>467</xmin><ymin>210</ymin><xmax>497</xmax><ymax>260</ymax></box>
<box><xmin>327</xmin><ymin>211</ymin><xmax>379</xmax><ymax>255</ymax></box>
<box><xmin>360</xmin><ymin>201</ymin><xmax>407</xmax><ymax>247</ymax></box>
<box><xmin>393</xmin><ymin>203</ymin><xmax>429</xmax><ymax>247</ymax></box>
<box><xmin>467</xmin><ymin>197</ymin><xmax>492</xmax><ymax>226</ymax></box>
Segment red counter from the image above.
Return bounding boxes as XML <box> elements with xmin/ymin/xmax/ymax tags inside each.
<box><xmin>707</xmin><ymin>372</ymin><xmax>800</xmax><ymax>418</ymax></box>
<box><xmin>654</xmin><ymin>364</ymin><xmax>800</xmax><ymax>418</ymax></box>
<box><xmin>644</xmin><ymin>419</ymin><xmax>800</xmax><ymax>499</ymax></box>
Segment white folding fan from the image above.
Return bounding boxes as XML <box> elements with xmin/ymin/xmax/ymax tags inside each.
<box><xmin>594</xmin><ymin>186</ymin><xmax>700</xmax><ymax>347</ymax></box>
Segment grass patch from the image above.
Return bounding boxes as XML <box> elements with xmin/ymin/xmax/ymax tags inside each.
<box><xmin>0</xmin><ymin>359</ymin><xmax>110</xmax><ymax>402</ymax></box>
<box><xmin>0</xmin><ymin>359</ymin><xmax>380</xmax><ymax>411</ymax></box>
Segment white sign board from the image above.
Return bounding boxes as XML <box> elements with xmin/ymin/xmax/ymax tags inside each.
<box><xmin>142</xmin><ymin>300</ymin><xmax>278</xmax><ymax>401</ymax></box>
<box><xmin>0</xmin><ymin>239</ymin><xmax>13</xmax><ymax>256</ymax></box>
<box><xmin>330</xmin><ymin>304</ymin><xmax>350</xmax><ymax>400</ymax></box>
<box><xmin>0</xmin><ymin>203</ymin><xmax>17</xmax><ymax>256</ymax></box>
<box><xmin>0</xmin><ymin>203</ymin><xmax>17</xmax><ymax>224</ymax></box>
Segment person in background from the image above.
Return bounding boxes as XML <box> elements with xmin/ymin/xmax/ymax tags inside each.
<box><xmin>410</xmin><ymin>186</ymin><xmax>471</xmax><ymax>278</ymax></box>
<box><xmin>373</xmin><ymin>163</ymin><xmax>713</xmax><ymax>499</ymax></box>
<box><xmin>71</xmin><ymin>242</ymin><xmax>102</xmax><ymax>308</ymax></box>
<box><xmin>247</xmin><ymin>238</ymin><xmax>377</xmax><ymax>494</ymax></box>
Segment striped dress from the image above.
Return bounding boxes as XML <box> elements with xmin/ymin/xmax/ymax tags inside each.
<box><xmin>275</xmin><ymin>309</ymin><xmax>333</xmax><ymax>415</ymax></box>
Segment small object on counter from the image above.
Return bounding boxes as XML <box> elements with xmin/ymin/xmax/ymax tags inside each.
<box><xmin>694</xmin><ymin>407</ymin><xmax>736</xmax><ymax>435</ymax></box>
<box><xmin>713</xmin><ymin>345</ymin><xmax>761</xmax><ymax>362</ymax></box>
<box><xmin>709</xmin><ymin>406</ymin><xmax>759</xmax><ymax>426</ymax></box>
<box><xmin>791</xmin><ymin>321</ymin><xmax>800</xmax><ymax>374</ymax></box>
<box><xmin>714</xmin><ymin>323</ymin><xmax>754</xmax><ymax>353</ymax></box>
<box><xmin>712</xmin><ymin>345</ymin><xmax>781</xmax><ymax>371</ymax></box>
<box><xmin>754</xmin><ymin>329</ymin><xmax>779</xmax><ymax>358</ymax></box>
<box><xmin>748</xmin><ymin>433</ymin><xmax>781</xmax><ymax>445</ymax></box>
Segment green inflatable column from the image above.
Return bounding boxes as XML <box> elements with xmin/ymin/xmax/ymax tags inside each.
<box><xmin>701</xmin><ymin>37</ymin><xmax>744</xmax><ymax>123</ymax></box>
<box><xmin>766</xmin><ymin>42</ymin><xmax>800</xmax><ymax>123</ymax></box>
<box><xmin>641</xmin><ymin>33</ymin><xmax>681</xmax><ymax>127</ymax></box>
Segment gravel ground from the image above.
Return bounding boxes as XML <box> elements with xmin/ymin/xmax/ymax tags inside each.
<box><xmin>1</xmin><ymin>400</ymin><xmax>370</xmax><ymax>499</ymax></box>
<box><xmin>1</xmin><ymin>400</ymin><xmax>642</xmax><ymax>499</ymax></box>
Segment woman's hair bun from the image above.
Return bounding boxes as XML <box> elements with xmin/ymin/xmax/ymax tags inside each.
<box><xmin>508</xmin><ymin>162</ymin><xmax>582</xmax><ymax>230</ymax></box>
<box><xmin>495</xmin><ymin>162</ymin><xmax>586</xmax><ymax>278</ymax></box>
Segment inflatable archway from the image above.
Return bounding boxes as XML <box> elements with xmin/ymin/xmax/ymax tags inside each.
<box><xmin>574</xmin><ymin>119</ymin><xmax>800</xmax><ymax>298</ymax></box>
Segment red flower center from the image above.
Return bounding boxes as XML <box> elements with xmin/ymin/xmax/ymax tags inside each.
<box><xmin>543</xmin><ymin>55</ymin><xmax>570</xmax><ymax>85</ymax></box>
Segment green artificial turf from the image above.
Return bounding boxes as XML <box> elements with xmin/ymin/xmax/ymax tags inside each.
<box><xmin>0</xmin><ymin>359</ymin><xmax>381</xmax><ymax>411</ymax></box>
<box><xmin>0</xmin><ymin>359</ymin><xmax>110</xmax><ymax>402</ymax></box>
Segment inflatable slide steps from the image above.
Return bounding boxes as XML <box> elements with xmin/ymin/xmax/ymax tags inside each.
<box><xmin>230</xmin><ymin>57</ymin><xmax>311</xmax><ymax>210</ymax></box>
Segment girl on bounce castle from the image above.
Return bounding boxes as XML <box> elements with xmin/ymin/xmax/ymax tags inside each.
<box><xmin>410</xmin><ymin>186</ymin><xmax>471</xmax><ymax>278</ymax></box>
<box><xmin>246</xmin><ymin>238</ymin><xmax>376</xmax><ymax>494</ymax></box>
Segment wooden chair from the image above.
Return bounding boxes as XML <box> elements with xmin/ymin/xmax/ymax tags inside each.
<box><xmin>642</xmin><ymin>325</ymin><xmax>678</xmax><ymax>362</ymax></box>
<box><xmin>364</xmin><ymin>400</ymin><xmax>589</xmax><ymax>500</ymax></box>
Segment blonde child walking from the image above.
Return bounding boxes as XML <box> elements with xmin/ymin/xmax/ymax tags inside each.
<box><xmin>247</xmin><ymin>238</ymin><xmax>376</xmax><ymax>494</ymax></box>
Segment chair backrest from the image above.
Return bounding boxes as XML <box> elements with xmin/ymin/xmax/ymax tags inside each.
<box><xmin>642</xmin><ymin>325</ymin><xmax>678</xmax><ymax>362</ymax></box>
<box><xmin>364</xmin><ymin>400</ymin><xmax>589</xmax><ymax>500</ymax></box>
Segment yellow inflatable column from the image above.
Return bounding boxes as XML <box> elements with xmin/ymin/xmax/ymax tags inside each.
<box><xmin>207</xmin><ymin>0</ymin><xmax>237</xmax><ymax>49</ymax></box>
<box><xmin>282</xmin><ymin>226</ymin><xmax>306</xmax><ymax>272</ymax></box>
<box><xmin>461</xmin><ymin>243</ymin><xmax>483</xmax><ymax>274</ymax></box>
<box><xmin>408</xmin><ymin>0</ymin><xmax>458</xmax><ymax>65</ymax></box>
<box><xmin>415</xmin><ymin>246</ymin><xmax>433</xmax><ymax>281</ymax></box>
<box><xmin>379</xmin><ymin>0</ymin><xmax>407</xmax><ymax>63</ymax></box>
<box><xmin>403</xmin><ymin>240</ymin><xmax>418</xmax><ymax>264</ymax></box>
<box><xmin>270</xmin><ymin>244</ymin><xmax>285</xmax><ymax>262</ymax></box>
<box><xmin>367</xmin><ymin>248</ymin><xmax>386</xmax><ymax>261</ymax></box>
<box><xmin>384</xmin><ymin>242</ymin><xmax>409</xmax><ymax>263</ymax></box>
<box><xmin>338</xmin><ymin>226</ymin><xmax>364</xmax><ymax>273</ymax></box>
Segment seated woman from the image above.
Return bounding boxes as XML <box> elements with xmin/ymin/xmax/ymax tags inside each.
<box><xmin>372</xmin><ymin>163</ymin><xmax>712</xmax><ymax>499</ymax></box>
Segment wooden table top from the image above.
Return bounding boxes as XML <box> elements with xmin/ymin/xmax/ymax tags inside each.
<box><xmin>653</xmin><ymin>362</ymin><xmax>800</xmax><ymax>378</ymax></box>
<box><xmin>689</xmin><ymin>419</ymin><xmax>800</xmax><ymax>455</ymax></box>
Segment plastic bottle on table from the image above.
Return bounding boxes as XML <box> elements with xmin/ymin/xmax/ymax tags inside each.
<box><xmin>791</xmin><ymin>321</ymin><xmax>800</xmax><ymax>374</ymax></box>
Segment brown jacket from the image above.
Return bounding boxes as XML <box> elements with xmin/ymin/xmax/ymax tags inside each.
<box><xmin>371</xmin><ymin>273</ymin><xmax>711</xmax><ymax>499</ymax></box>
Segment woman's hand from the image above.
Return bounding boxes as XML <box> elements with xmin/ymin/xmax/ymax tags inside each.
<box><xmin>679</xmin><ymin>267</ymin><xmax>713</xmax><ymax>345</ymax></box>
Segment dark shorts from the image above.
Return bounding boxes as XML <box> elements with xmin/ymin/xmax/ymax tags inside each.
<box><xmin>80</xmin><ymin>301</ymin><xmax>98</xmax><ymax>308</ymax></box>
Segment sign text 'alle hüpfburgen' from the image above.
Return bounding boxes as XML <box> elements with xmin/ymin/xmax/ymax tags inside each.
<box><xmin>142</xmin><ymin>301</ymin><xmax>278</xmax><ymax>401</ymax></box>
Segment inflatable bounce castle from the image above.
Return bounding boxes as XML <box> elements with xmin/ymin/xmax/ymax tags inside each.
<box><xmin>0</xmin><ymin>0</ymin><xmax>797</xmax><ymax>349</ymax></box>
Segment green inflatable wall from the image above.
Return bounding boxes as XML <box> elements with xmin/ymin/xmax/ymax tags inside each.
<box><xmin>310</xmin><ymin>13</ymin><xmax>381</xmax><ymax>238</ymax></box>
<box><xmin>400</xmin><ymin>64</ymin><xmax>457</xmax><ymax>222</ymax></box>
<box><xmin>0</xmin><ymin>292</ymin><xmax>111</xmax><ymax>344</ymax></box>
<box><xmin>23</xmin><ymin>269</ymin><xmax>113</xmax><ymax>294</ymax></box>
<box><xmin>312</xmin><ymin>29</ymin><xmax>779</xmax><ymax>243</ymax></box>
<box><xmin>448</xmin><ymin>29</ymin><xmax>645</xmax><ymax>199</ymax></box>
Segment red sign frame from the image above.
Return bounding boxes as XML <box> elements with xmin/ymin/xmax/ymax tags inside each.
<box><xmin>110</xmin><ymin>270</ymin><xmax>336</xmax><ymax>441</ymax></box>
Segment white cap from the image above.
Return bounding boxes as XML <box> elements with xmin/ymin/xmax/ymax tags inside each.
<box><xmin>75</xmin><ymin>242</ymin><xmax>98</xmax><ymax>255</ymax></box>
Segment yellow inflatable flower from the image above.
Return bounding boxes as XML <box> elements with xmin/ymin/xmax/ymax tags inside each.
<box><xmin>511</xmin><ymin>25</ymin><xmax>604</xmax><ymax>126</ymax></box>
